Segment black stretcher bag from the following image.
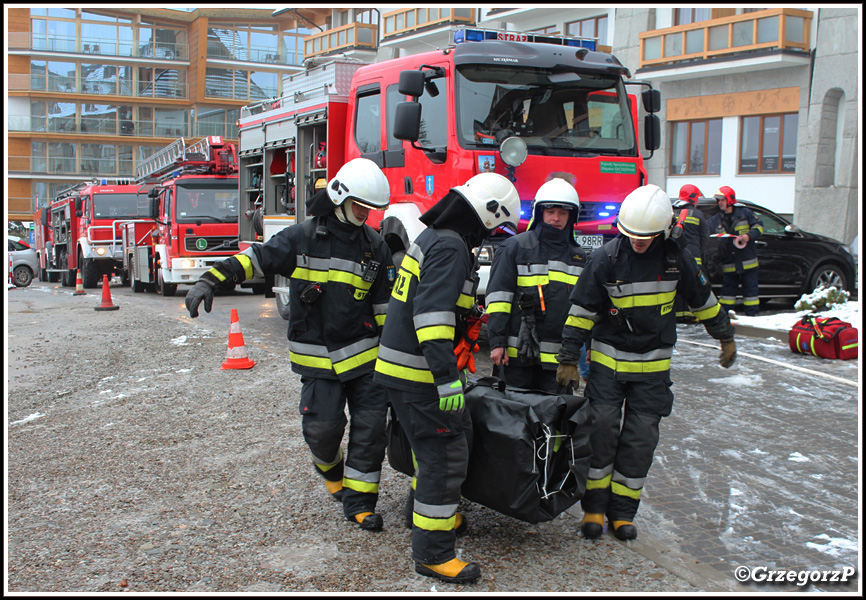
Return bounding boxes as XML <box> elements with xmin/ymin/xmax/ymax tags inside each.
<box><xmin>387</xmin><ymin>377</ymin><xmax>593</xmax><ymax>524</ymax></box>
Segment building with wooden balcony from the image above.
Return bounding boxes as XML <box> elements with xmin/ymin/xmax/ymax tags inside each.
<box><xmin>6</xmin><ymin>6</ymin><xmax>857</xmax><ymax>247</ymax></box>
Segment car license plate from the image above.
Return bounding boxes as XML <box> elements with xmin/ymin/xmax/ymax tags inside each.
<box><xmin>575</xmin><ymin>234</ymin><xmax>604</xmax><ymax>249</ymax></box>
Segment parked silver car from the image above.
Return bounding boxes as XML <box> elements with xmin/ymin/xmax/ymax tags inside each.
<box><xmin>9</xmin><ymin>236</ymin><xmax>39</xmax><ymax>288</ymax></box>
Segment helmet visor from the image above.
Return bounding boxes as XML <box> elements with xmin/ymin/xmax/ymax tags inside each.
<box><xmin>617</xmin><ymin>221</ymin><xmax>662</xmax><ymax>240</ymax></box>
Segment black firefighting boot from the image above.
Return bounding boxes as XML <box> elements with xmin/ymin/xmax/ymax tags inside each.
<box><xmin>611</xmin><ymin>519</ymin><xmax>638</xmax><ymax>541</ymax></box>
<box><xmin>348</xmin><ymin>511</ymin><xmax>383</xmax><ymax>532</ymax></box>
<box><xmin>415</xmin><ymin>558</ymin><xmax>481</xmax><ymax>584</ymax></box>
<box><xmin>581</xmin><ymin>513</ymin><xmax>604</xmax><ymax>539</ymax></box>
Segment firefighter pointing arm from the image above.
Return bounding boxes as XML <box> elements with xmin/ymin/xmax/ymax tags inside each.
<box><xmin>556</xmin><ymin>184</ymin><xmax>735</xmax><ymax>543</ymax></box>
<box><xmin>186</xmin><ymin>158</ymin><xmax>397</xmax><ymax>532</ymax></box>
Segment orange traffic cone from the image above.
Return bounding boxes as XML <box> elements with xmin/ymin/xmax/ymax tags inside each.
<box><xmin>73</xmin><ymin>270</ymin><xmax>86</xmax><ymax>295</ymax></box>
<box><xmin>221</xmin><ymin>309</ymin><xmax>256</xmax><ymax>370</ymax></box>
<box><xmin>94</xmin><ymin>274</ymin><xmax>119</xmax><ymax>311</ymax></box>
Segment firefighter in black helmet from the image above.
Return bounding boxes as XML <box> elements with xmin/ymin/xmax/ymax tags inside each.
<box><xmin>374</xmin><ymin>172</ymin><xmax>520</xmax><ymax>584</ymax></box>
<box><xmin>556</xmin><ymin>184</ymin><xmax>736</xmax><ymax>542</ymax></box>
<box><xmin>185</xmin><ymin>157</ymin><xmax>396</xmax><ymax>531</ymax></box>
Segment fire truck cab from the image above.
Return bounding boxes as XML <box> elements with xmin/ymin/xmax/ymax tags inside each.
<box><xmin>237</xmin><ymin>26</ymin><xmax>660</xmax><ymax>316</ymax></box>
<box><xmin>133</xmin><ymin>136</ymin><xmax>254</xmax><ymax>296</ymax></box>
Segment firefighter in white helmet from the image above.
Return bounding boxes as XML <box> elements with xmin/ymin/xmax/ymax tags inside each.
<box><xmin>556</xmin><ymin>184</ymin><xmax>737</xmax><ymax>542</ymax></box>
<box><xmin>486</xmin><ymin>175</ymin><xmax>587</xmax><ymax>392</ymax></box>
<box><xmin>186</xmin><ymin>157</ymin><xmax>396</xmax><ymax>531</ymax></box>
<box><xmin>374</xmin><ymin>172</ymin><xmax>520</xmax><ymax>584</ymax></box>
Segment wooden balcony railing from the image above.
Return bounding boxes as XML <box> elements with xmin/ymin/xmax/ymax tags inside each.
<box><xmin>304</xmin><ymin>23</ymin><xmax>378</xmax><ymax>59</ymax></box>
<box><xmin>639</xmin><ymin>8</ymin><xmax>812</xmax><ymax>68</ymax></box>
<box><xmin>381</xmin><ymin>7</ymin><xmax>474</xmax><ymax>39</ymax></box>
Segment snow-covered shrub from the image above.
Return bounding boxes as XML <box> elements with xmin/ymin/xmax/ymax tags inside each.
<box><xmin>794</xmin><ymin>286</ymin><xmax>850</xmax><ymax>312</ymax></box>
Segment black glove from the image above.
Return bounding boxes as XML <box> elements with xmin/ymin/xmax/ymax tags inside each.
<box><xmin>516</xmin><ymin>315</ymin><xmax>540</xmax><ymax>362</ymax></box>
<box><xmin>185</xmin><ymin>279</ymin><xmax>215</xmax><ymax>318</ymax></box>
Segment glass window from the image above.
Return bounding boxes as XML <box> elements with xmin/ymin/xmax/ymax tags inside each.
<box><xmin>32</xmin><ymin>141</ymin><xmax>47</xmax><ymax>173</ymax></box>
<box><xmin>675</xmin><ymin>8</ymin><xmax>712</xmax><ymax>26</ymax></box>
<box><xmin>250</xmin><ymin>71</ymin><xmax>278</xmax><ymax>100</ymax></box>
<box><xmin>386</xmin><ymin>85</ymin><xmax>406</xmax><ymax>152</ymax></box>
<box><xmin>48</xmin><ymin>102</ymin><xmax>76</xmax><ymax>133</ymax></box>
<box><xmin>670</xmin><ymin>119</ymin><xmax>721</xmax><ymax>175</ymax></box>
<box><xmin>49</xmin><ymin>142</ymin><xmax>76</xmax><ymax>174</ymax></box>
<box><xmin>566</xmin><ymin>15</ymin><xmax>608</xmax><ymax>44</ymax></box>
<box><xmin>739</xmin><ymin>113</ymin><xmax>797</xmax><ymax>174</ymax></box>
<box><xmin>456</xmin><ymin>65</ymin><xmax>636</xmax><ymax>157</ymax></box>
<box><xmin>355</xmin><ymin>90</ymin><xmax>382</xmax><ymax>154</ymax></box>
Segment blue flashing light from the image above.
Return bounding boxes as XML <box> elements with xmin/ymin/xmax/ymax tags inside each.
<box><xmin>604</xmin><ymin>204</ymin><xmax>617</xmax><ymax>211</ymax></box>
<box><xmin>100</xmin><ymin>178</ymin><xmax>108</xmax><ymax>185</ymax></box>
<box><xmin>598</xmin><ymin>212</ymin><xmax>611</xmax><ymax>218</ymax></box>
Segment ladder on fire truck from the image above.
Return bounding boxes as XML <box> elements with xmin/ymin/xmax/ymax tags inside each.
<box><xmin>135</xmin><ymin>136</ymin><xmax>237</xmax><ymax>184</ymax></box>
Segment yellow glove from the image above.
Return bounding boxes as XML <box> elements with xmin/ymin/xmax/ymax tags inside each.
<box><xmin>555</xmin><ymin>363</ymin><xmax>580</xmax><ymax>388</ymax></box>
<box><xmin>720</xmin><ymin>338</ymin><xmax>737</xmax><ymax>368</ymax></box>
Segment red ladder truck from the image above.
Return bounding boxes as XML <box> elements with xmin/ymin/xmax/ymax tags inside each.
<box><xmin>34</xmin><ymin>178</ymin><xmax>149</xmax><ymax>288</ymax></box>
<box><xmin>131</xmin><ymin>136</ymin><xmax>263</xmax><ymax>296</ymax></box>
<box><xmin>237</xmin><ymin>26</ymin><xmax>660</xmax><ymax>317</ymax></box>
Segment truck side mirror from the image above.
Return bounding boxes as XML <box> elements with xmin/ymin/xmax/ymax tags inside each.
<box><xmin>398</xmin><ymin>70</ymin><xmax>426</xmax><ymax>98</ymax></box>
<box><xmin>393</xmin><ymin>101</ymin><xmax>422</xmax><ymax>142</ymax></box>
<box><xmin>644</xmin><ymin>114</ymin><xmax>660</xmax><ymax>151</ymax></box>
<box><xmin>642</xmin><ymin>88</ymin><xmax>661</xmax><ymax>113</ymax></box>
<box><xmin>150</xmin><ymin>197</ymin><xmax>161</xmax><ymax>220</ymax></box>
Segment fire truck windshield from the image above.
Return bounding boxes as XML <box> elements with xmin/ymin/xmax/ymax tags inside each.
<box><xmin>455</xmin><ymin>65</ymin><xmax>637</xmax><ymax>156</ymax></box>
<box><xmin>175</xmin><ymin>181</ymin><xmax>239</xmax><ymax>223</ymax></box>
<box><xmin>92</xmin><ymin>193</ymin><xmax>149</xmax><ymax>219</ymax></box>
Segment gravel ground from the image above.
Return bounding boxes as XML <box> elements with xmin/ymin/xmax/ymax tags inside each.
<box><xmin>6</xmin><ymin>285</ymin><xmax>719</xmax><ymax>594</ymax></box>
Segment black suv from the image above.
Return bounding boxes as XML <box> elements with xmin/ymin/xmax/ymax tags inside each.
<box><xmin>694</xmin><ymin>199</ymin><xmax>857</xmax><ymax>303</ymax></box>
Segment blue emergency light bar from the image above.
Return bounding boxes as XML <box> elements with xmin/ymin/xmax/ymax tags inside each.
<box><xmin>453</xmin><ymin>27</ymin><xmax>597</xmax><ymax>51</ymax></box>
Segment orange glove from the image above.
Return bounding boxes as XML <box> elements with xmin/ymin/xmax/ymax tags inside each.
<box><xmin>454</xmin><ymin>314</ymin><xmax>484</xmax><ymax>373</ymax></box>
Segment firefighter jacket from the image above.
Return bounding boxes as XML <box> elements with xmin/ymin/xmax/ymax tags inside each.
<box><xmin>707</xmin><ymin>205</ymin><xmax>764</xmax><ymax>274</ymax></box>
<box><xmin>208</xmin><ymin>213</ymin><xmax>395</xmax><ymax>382</ymax></box>
<box><xmin>374</xmin><ymin>227</ymin><xmax>477</xmax><ymax>392</ymax></box>
<box><xmin>485</xmin><ymin>223</ymin><xmax>586</xmax><ymax>369</ymax></box>
<box><xmin>672</xmin><ymin>202</ymin><xmax>710</xmax><ymax>266</ymax></box>
<box><xmin>559</xmin><ymin>235</ymin><xmax>734</xmax><ymax>381</ymax></box>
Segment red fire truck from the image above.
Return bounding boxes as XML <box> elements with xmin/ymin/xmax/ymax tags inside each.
<box><xmin>130</xmin><ymin>136</ymin><xmax>258</xmax><ymax>296</ymax></box>
<box><xmin>237</xmin><ymin>26</ymin><xmax>660</xmax><ymax>317</ymax></box>
<box><xmin>34</xmin><ymin>178</ymin><xmax>150</xmax><ymax>288</ymax></box>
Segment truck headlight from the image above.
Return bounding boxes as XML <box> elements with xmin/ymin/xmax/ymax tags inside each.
<box><xmin>180</xmin><ymin>259</ymin><xmax>197</xmax><ymax>269</ymax></box>
<box><xmin>477</xmin><ymin>246</ymin><xmax>493</xmax><ymax>264</ymax></box>
<box><xmin>95</xmin><ymin>247</ymin><xmax>106</xmax><ymax>256</ymax></box>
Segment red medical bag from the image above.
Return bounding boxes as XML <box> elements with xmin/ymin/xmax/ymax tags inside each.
<box><xmin>788</xmin><ymin>315</ymin><xmax>858</xmax><ymax>360</ymax></box>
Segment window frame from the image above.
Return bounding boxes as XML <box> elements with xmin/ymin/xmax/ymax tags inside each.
<box><xmin>565</xmin><ymin>15</ymin><xmax>608</xmax><ymax>43</ymax></box>
<box><xmin>738</xmin><ymin>112</ymin><xmax>798</xmax><ymax>174</ymax></box>
<box><xmin>669</xmin><ymin>118</ymin><xmax>722</xmax><ymax>176</ymax></box>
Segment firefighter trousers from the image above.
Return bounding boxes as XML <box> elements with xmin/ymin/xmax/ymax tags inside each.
<box><xmin>580</xmin><ymin>368</ymin><xmax>673</xmax><ymax>522</ymax></box>
<box><xmin>299</xmin><ymin>374</ymin><xmax>388</xmax><ymax>518</ymax></box>
<box><xmin>720</xmin><ymin>268</ymin><xmax>759</xmax><ymax>316</ymax></box>
<box><xmin>386</xmin><ymin>385</ymin><xmax>472</xmax><ymax>566</ymax></box>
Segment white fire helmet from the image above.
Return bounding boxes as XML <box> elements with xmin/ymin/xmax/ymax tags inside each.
<box><xmin>532</xmin><ymin>177</ymin><xmax>580</xmax><ymax>215</ymax></box>
<box><xmin>616</xmin><ymin>184</ymin><xmax>673</xmax><ymax>240</ymax></box>
<box><xmin>451</xmin><ymin>172</ymin><xmax>520</xmax><ymax>232</ymax></box>
<box><xmin>327</xmin><ymin>158</ymin><xmax>390</xmax><ymax>211</ymax></box>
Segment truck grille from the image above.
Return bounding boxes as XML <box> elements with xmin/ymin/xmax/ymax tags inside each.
<box><xmin>184</xmin><ymin>236</ymin><xmax>239</xmax><ymax>253</ymax></box>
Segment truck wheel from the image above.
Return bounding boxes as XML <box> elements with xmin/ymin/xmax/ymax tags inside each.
<box><xmin>158</xmin><ymin>269</ymin><xmax>177</xmax><ymax>297</ymax></box>
<box><xmin>130</xmin><ymin>262</ymin><xmax>145</xmax><ymax>293</ymax></box>
<box><xmin>60</xmin><ymin>253</ymin><xmax>72</xmax><ymax>287</ymax></box>
<box><xmin>13</xmin><ymin>265</ymin><xmax>34</xmax><ymax>288</ymax></box>
<box><xmin>81</xmin><ymin>257</ymin><xmax>100</xmax><ymax>288</ymax></box>
<box><xmin>274</xmin><ymin>274</ymin><xmax>290</xmax><ymax>320</ymax></box>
